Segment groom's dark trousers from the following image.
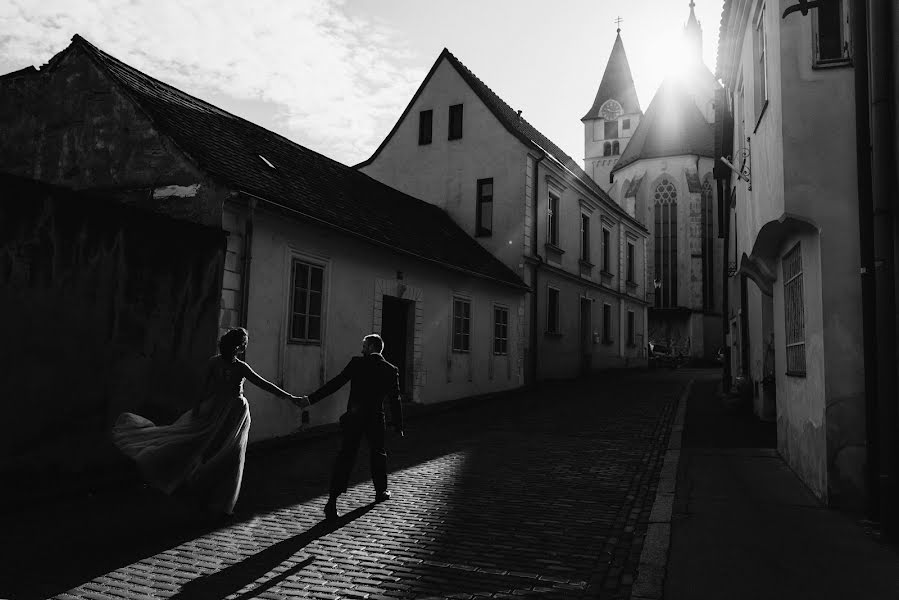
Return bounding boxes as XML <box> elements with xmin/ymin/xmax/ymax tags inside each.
<box><xmin>308</xmin><ymin>353</ymin><xmax>404</xmax><ymax>495</ymax></box>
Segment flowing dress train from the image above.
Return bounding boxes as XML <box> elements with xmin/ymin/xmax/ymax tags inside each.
<box><xmin>112</xmin><ymin>356</ymin><xmax>251</xmax><ymax>515</ymax></box>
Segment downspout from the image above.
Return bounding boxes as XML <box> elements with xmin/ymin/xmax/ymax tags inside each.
<box><xmin>852</xmin><ymin>0</ymin><xmax>881</xmax><ymax>527</ymax></box>
<box><xmin>868</xmin><ymin>0</ymin><xmax>898</xmax><ymax>537</ymax></box>
<box><xmin>239</xmin><ymin>196</ymin><xmax>256</xmax><ymax>331</ymax></box>
<box><xmin>530</xmin><ymin>154</ymin><xmax>546</xmax><ymax>385</ymax></box>
<box><xmin>719</xmin><ymin>180</ymin><xmax>732</xmax><ymax>390</ymax></box>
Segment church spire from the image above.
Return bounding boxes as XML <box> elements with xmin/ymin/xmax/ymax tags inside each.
<box><xmin>684</xmin><ymin>1</ymin><xmax>703</xmax><ymax>63</ymax></box>
<box><xmin>581</xmin><ymin>29</ymin><xmax>641</xmax><ymax>121</ymax></box>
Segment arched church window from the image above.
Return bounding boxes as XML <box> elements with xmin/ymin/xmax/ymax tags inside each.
<box><xmin>701</xmin><ymin>180</ymin><xmax>715</xmax><ymax>310</ymax></box>
<box><xmin>612</xmin><ymin>141</ymin><xmax>620</xmax><ymax>155</ymax></box>
<box><xmin>603</xmin><ymin>142</ymin><xmax>612</xmax><ymax>156</ymax></box>
<box><xmin>654</xmin><ymin>178</ymin><xmax>678</xmax><ymax>308</ymax></box>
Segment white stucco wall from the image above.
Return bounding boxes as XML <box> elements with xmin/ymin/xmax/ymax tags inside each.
<box><xmin>359</xmin><ymin>59</ymin><xmax>528</xmax><ymax>274</ymax></box>
<box><xmin>241</xmin><ymin>209</ymin><xmax>525</xmax><ymax>442</ymax></box>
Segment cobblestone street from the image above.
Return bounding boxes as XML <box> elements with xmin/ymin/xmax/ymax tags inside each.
<box><xmin>1</xmin><ymin>370</ymin><xmax>702</xmax><ymax>600</ymax></box>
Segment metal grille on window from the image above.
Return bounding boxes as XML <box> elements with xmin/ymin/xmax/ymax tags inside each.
<box><xmin>290</xmin><ymin>260</ymin><xmax>323</xmax><ymax>341</ymax></box>
<box><xmin>453</xmin><ymin>298</ymin><xmax>471</xmax><ymax>352</ymax></box>
<box><xmin>783</xmin><ymin>244</ymin><xmax>805</xmax><ymax>374</ymax></box>
<box><xmin>493</xmin><ymin>306</ymin><xmax>509</xmax><ymax>355</ymax></box>
<box><xmin>654</xmin><ymin>179</ymin><xmax>678</xmax><ymax>308</ymax></box>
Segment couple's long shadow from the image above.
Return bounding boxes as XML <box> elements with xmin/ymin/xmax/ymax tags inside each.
<box><xmin>171</xmin><ymin>504</ymin><xmax>373</xmax><ymax>600</ymax></box>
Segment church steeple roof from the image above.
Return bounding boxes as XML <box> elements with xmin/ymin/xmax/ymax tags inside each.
<box><xmin>581</xmin><ymin>32</ymin><xmax>641</xmax><ymax>121</ymax></box>
<box><xmin>684</xmin><ymin>1</ymin><xmax>704</xmax><ymax>63</ymax></box>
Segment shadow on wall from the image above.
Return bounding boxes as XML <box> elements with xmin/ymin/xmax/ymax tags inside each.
<box><xmin>0</xmin><ymin>174</ymin><xmax>225</xmax><ymax>476</ymax></box>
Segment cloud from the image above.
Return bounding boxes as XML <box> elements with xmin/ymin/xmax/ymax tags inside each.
<box><xmin>0</xmin><ymin>0</ymin><xmax>422</xmax><ymax>164</ymax></box>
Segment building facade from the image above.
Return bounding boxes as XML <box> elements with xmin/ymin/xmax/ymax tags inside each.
<box><xmin>715</xmin><ymin>0</ymin><xmax>899</xmax><ymax>512</ymax></box>
<box><xmin>592</xmin><ymin>4</ymin><xmax>724</xmax><ymax>362</ymax></box>
<box><xmin>358</xmin><ymin>49</ymin><xmax>651</xmax><ymax>382</ymax></box>
<box><xmin>0</xmin><ymin>36</ymin><xmax>529</xmax><ymax>445</ymax></box>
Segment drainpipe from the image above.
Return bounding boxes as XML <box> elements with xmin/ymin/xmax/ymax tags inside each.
<box><xmin>719</xmin><ymin>180</ymin><xmax>732</xmax><ymax>390</ymax></box>
<box><xmin>239</xmin><ymin>196</ymin><xmax>256</xmax><ymax>331</ymax></box>
<box><xmin>868</xmin><ymin>0</ymin><xmax>898</xmax><ymax>537</ymax></box>
<box><xmin>530</xmin><ymin>154</ymin><xmax>546</xmax><ymax>386</ymax></box>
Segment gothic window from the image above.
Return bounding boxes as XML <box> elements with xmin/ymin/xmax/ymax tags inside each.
<box><xmin>654</xmin><ymin>178</ymin><xmax>678</xmax><ymax>308</ymax></box>
<box><xmin>701</xmin><ymin>180</ymin><xmax>715</xmax><ymax>310</ymax></box>
<box><xmin>612</xmin><ymin>141</ymin><xmax>620</xmax><ymax>155</ymax></box>
<box><xmin>603</xmin><ymin>142</ymin><xmax>612</xmax><ymax>156</ymax></box>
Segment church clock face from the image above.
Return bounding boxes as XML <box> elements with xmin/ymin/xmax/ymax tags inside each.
<box><xmin>600</xmin><ymin>99</ymin><xmax>623</xmax><ymax>120</ymax></box>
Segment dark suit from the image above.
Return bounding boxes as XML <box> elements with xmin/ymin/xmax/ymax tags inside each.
<box><xmin>309</xmin><ymin>353</ymin><xmax>404</xmax><ymax>495</ymax></box>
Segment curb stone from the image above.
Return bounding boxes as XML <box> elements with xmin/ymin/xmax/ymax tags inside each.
<box><xmin>629</xmin><ymin>379</ymin><xmax>692</xmax><ymax>600</ymax></box>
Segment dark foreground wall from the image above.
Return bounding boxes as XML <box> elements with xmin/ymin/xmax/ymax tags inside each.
<box><xmin>0</xmin><ymin>175</ymin><xmax>225</xmax><ymax>475</ymax></box>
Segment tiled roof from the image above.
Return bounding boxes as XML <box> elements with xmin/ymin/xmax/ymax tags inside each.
<box><xmin>358</xmin><ymin>48</ymin><xmax>646</xmax><ymax>231</ymax></box>
<box><xmin>612</xmin><ymin>77</ymin><xmax>715</xmax><ymax>173</ymax></box>
<box><xmin>65</xmin><ymin>35</ymin><xmax>527</xmax><ymax>290</ymax></box>
<box><xmin>581</xmin><ymin>33</ymin><xmax>642</xmax><ymax>120</ymax></box>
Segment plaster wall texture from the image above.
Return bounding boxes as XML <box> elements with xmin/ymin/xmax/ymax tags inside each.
<box><xmin>0</xmin><ymin>48</ymin><xmax>224</xmax><ymax>227</ymax></box>
<box><xmin>358</xmin><ymin>60</ymin><xmax>527</xmax><ymax>274</ymax></box>
<box><xmin>242</xmin><ymin>209</ymin><xmax>525</xmax><ymax>442</ymax></box>
<box><xmin>726</xmin><ymin>0</ymin><xmax>865</xmax><ymax>507</ymax></box>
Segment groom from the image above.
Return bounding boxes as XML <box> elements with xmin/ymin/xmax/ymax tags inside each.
<box><xmin>297</xmin><ymin>333</ymin><xmax>404</xmax><ymax>519</ymax></box>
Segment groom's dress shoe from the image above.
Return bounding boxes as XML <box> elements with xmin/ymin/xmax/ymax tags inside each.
<box><xmin>375</xmin><ymin>490</ymin><xmax>392</xmax><ymax>503</ymax></box>
<box><xmin>324</xmin><ymin>499</ymin><xmax>338</xmax><ymax>520</ymax></box>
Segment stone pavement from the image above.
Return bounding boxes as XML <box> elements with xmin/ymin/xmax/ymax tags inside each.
<box><xmin>0</xmin><ymin>370</ymin><xmax>694</xmax><ymax>600</ymax></box>
<box><xmin>665</xmin><ymin>374</ymin><xmax>899</xmax><ymax>600</ymax></box>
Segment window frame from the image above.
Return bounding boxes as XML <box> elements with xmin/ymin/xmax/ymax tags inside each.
<box><xmin>626</xmin><ymin>240</ymin><xmax>636</xmax><ymax>283</ymax></box>
<box><xmin>546</xmin><ymin>285</ymin><xmax>561</xmax><ymax>335</ymax></box>
<box><xmin>547</xmin><ymin>191</ymin><xmax>560</xmax><ymax>247</ymax></box>
<box><xmin>604</xmin><ymin>120</ymin><xmax>619</xmax><ymax>140</ymax></box>
<box><xmin>753</xmin><ymin>5</ymin><xmax>769</xmax><ymax>125</ymax></box>
<box><xmin>783</xmin><ymin>243</ymin><xmax>806</xmax><ymax>376</ymax></box>
<box><xmin>418</xmin><ymin>109</ymin><xmax>433</xmax><ymax>145</ymax></box>
<box><xmin>580</xmin><ymin>213</ymin><xmax>591</xmax><ymax>263</ymax></box>
<box><xmin>476</xmin><ymin>178</ymin><xmax>494</xmax><ymax>237</ymax></box>
<box><xmin>813</xmin><ymin>0</ymin><xmax>851</xmax><ymax>67</ymax></box>
<box><xmin>493</xmin><ymin>304</ymin><xmax>509</xmax><ymax>355</ymax></box>
<box><xmin>288</xmin><ymin>258</ymin><xmax>325</xmax><ymax>344</ymax></box>
<box><xmin>602</xmin><ymin>227</ymin><xmax>612</xmax><ymax>273</ymax></box>
<box><xmin>627</xmin><ymin>310</ymin><xmax>636</xmax><ymax>346</ymax></box>
<box><xmin>623</xmin><ymin>118</ymin><xmax>631</xmax><ymax>130</ymax></box>
<box><xmin>452</xmin><ymin>296</ymin><xmax>472</xmax><ymax>353</ymax></box>
<box><xmin>448</xmin><ymin>104</ymin><xmax>463</xmax><ymax>140</ymax></box>
<box><xmin>612</xmin><ymin>141</ymin><xmax>620</xmax><ymax>155</ymax></box>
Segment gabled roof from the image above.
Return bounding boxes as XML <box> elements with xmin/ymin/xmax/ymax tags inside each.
<box><xmin>356</xmin><ymin>48</ymin><xmax>644</xmax><ymax>230</ymax></box>
<box><xmin>582</xmin><ymin>32</ymin><xmax>642</xmax><ymax>120</ymax></box>
<box><xmin>51</xmin><ymin>35</ymin><xmax>526</xmax><ymax>290</ymax></box>
<box><xmin>612</xmin><ymin>78</ymin><xmax>715</xmax><ymax>173</ymax></box>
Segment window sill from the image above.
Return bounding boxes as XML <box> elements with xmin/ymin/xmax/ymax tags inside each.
<box><xmin>602</xmin><ymin>338</ymin><xmax>614</xmax><ymax>345</ymax></box>
<box><xmin>475</xmin><ymin>231</ymin><xmax>492</xmax><ymax>238</ymax></box>
<box><xmin>785</xmin><ymin>370</ymin><xmax>806</xmax><ymax>378</ymax></box>
<box><xmin>600</xmin><ymin>269</ymin><xmax>614</xmax><ymax>278</ymax></box>
<box><xmin>545</xmin><ymin>243</ymin><xmax>565</xmax><ymax>255</ymax></box>
<box><xmin>544</xmin><ymin>331</ymin><xmax>563</xmax><ymax>338</ymax></box>
<box><xmin>418</xmin><ymin>141</ymin><xmax>432</xmax><ymax>146</ymax></box>
<box><xmin>287</xmin><ymin>339</ymin><xmax>322</xmax><ymax>346</ymax></box>
<box><xmin>626</xmin><ymin>280</ymin><xmax>638</xmax><ymax>289</ymax></box>
<box><xmin>452</xmin><ymin>349</ymin><xmax>471</xmax><ymax>354</ymax></box>
<box><xmin>579</xmin><ymin>259</ymin><xmax>594</xmax><ymax>268</ymax></box>
<box><xmin>813</xmin><ymin>57</ymin><xmax>852</xmax><ymax>70</ymax></box>
<box><xmin>493</xmin><ymin>352</ymin><xmax>509</xmax><ymax>357</ymax></box>
<box><xmin>753</xmin><ymin>100</ymin><xmax>769</xmax><ymax>133</ymax></box>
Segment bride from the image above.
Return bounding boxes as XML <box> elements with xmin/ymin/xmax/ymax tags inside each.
<box><xmin>112</xmin><ymin>327</ymin><xmax>308</xmax><ymax>515</ymax></box>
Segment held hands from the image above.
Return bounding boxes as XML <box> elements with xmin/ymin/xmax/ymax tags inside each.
<box><xmin>289</xmin><ymin>394</ymin><xmax>311</xmax><ymax>409</ymax></box>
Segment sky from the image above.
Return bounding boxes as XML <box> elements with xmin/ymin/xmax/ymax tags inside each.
<box><xmin>0</xmin><ymin>0</ymin><xmax>724</xmax><ymax>167</ymax></box>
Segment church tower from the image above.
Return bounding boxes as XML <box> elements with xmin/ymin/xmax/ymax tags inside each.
<box><xmin>582</xmin><ymin>26</ymin><xmax>642</xmax><ymax>191</ymax></box>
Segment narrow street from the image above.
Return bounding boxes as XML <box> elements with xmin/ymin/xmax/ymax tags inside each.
<box><xmin>0</xmin><ymin>370</ymin><xmax>700</xmax><ymax>600</ymax></box>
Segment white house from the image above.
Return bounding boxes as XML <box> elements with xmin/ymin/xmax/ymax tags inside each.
<box><xmin>0</xmin><ymin>35</ymin><xmax>530</xmax><ymax>444</ymax></box>
<box><xmin>358</xmin><ymin>49</ymin><xmax>651</xmax><ymax>382</ymax></box>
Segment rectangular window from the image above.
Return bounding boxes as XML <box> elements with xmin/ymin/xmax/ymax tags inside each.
<box><xmin>623</xmin><ymin>118</ymin><xmax>631</xmax><ymax>130</ymax></box>
<box><xmin>815</xmin><ymin>1</ymin><xmax>848</xmax><ymax>63</ymax></box>
<box><xmin>754</xmin><ymin>5</ymin><xmax>768</xmax><ymax>120</ymax></box>
<box><xmin>627</xmin><ymin>241</ymin><xmax>636</xmax><ymax>283</ymax></box>
<box><xmin>602</xmin><ymin>228</ymin><xmax>611</xmax><ymax>272</ymax></box>
<box><xmin>493</xmin><ymin>305</ymin><xmax>509</xmax><ymax>355</ymax></box>
<box><xmin>548</xmin><ymin>192</ymin><xmax>560</xmax><ymax>247</ymax></box>
<box><xmin>627</xmin><ymin>310</ymin><xmax>635</xmax><ymax>346</ymax></box>
<box><xmin>418</xmin><ymin>109</ymin><xmax>433</xmax><ymax>145</ymax></box>
<box><xmin>448</xmin><ymin>104</ymin><xmax>463</xmax><ymax>140</ymax></box>
<box><xmin>476</xmin><ymin>178</ymin><xmax>493</xmax><ymax>236</ymax></box>
<box><xmin>290</xmin><ymin>260</ymin><xmax>324</xmax><ymax>342</ymax></box>
<box><xmin>783</xmin><ymin>244</ymin><xmax>806</xmax><ymax>375</ymax></box>
<box><xmin>452</xmin><ymin>297</ymin><xmax>471</xmax><ymax>352</ymax></box>
<box><xmin>547</xmin><ymin>287</ymin><xmax>560</xmax><ymax>334</ymax></box>
<box><xmin>604</xmin><ymin>120</ymin><xmax>619</xmax><ymax>139</ymax></box>
<box><xmin>580</xmin><ymin>214</ymin><xmax>591</xmax><ymax>262</ymax></box>
<box><xmin>602</xmin><ymin>303</ymin><xmax>612</xmax><ymax>343</ymax></box>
